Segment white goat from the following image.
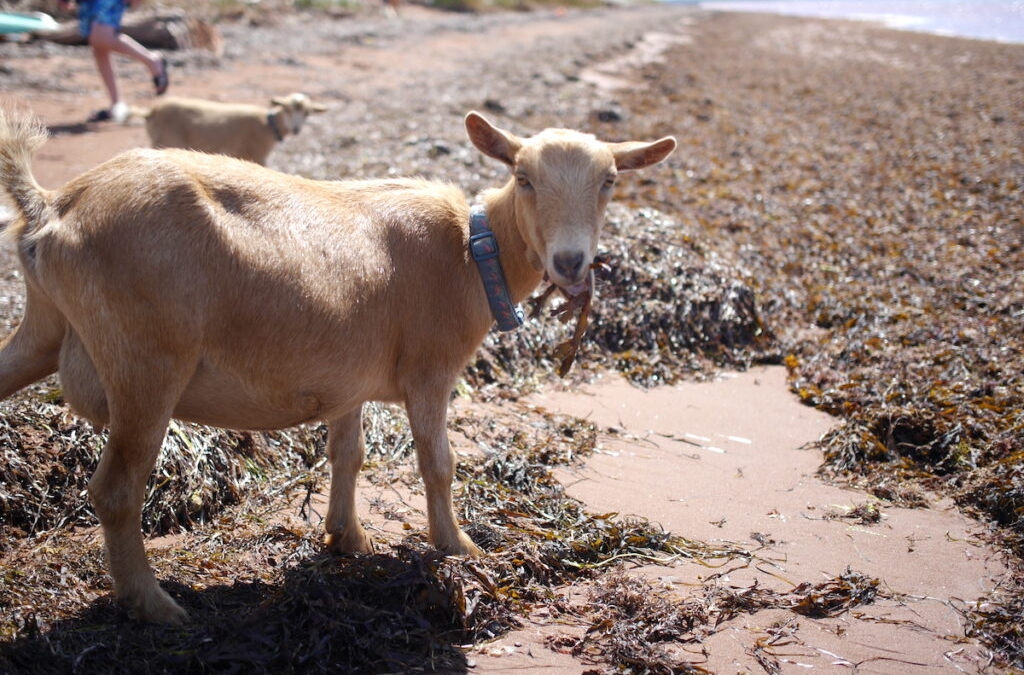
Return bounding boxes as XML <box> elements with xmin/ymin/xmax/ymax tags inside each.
<box><xmin>0</xmin><ymin>109</ymin><xmax>675</xmax><ymax>625</ymax></box>
<box><xmin>144</xmin><ymin>92</ymin><xmax>327</xmax><ymax>165</ymax></box>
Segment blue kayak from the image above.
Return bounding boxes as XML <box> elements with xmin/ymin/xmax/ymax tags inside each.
<box><xmin>0</xmin><ymin>12</ymin><xmax>58</xmax><ymax>35</ymax></box>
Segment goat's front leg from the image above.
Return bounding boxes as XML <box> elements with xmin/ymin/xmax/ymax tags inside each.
<box><xmin>405</xmin><ymin>391</ymin><xmax>481</xmax><ymax>557</ymax></box>
<box><xmin>89</xmin><ymin>410</ymin><xmax>187</xmax><ymax>625</ymax></box>
<box><xmin>324</xmin><ymin>407</ymin><xmax>373</xmax><ymax>554</ymax></box>
<box><xmin>0</xmin><ymin>286</ymin><xmax>63</xmax><ymax>399</ymax></box>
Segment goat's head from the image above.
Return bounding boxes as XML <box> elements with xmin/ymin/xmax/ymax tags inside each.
<box><xmin>466</xmin><ymin>112</ymin><xmax>676</xmax><ymax>295</ymax></box>
<box><xmin>270</xmin><ymin>93</ymin><xmax>327</xmax><ymax>136</ymax></box>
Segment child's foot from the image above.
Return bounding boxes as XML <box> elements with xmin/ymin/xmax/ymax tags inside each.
<box><xmin>111</xmin><ymin>101</ymin><xmax>129</xmax><ymax>123</ymax></box>
<box><xmin>87</xmin><ymin>102</ymin><xmax>129</xmax><ymax>124</ymax></box>
<box><xmin>152</xmin><ymin>55</ymin><xmax>169</xmax><ymax>96</ymax></box>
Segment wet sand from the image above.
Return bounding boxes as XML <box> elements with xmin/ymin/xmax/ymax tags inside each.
<box><xmin>457</xmin><ymin>368</ymin><xmax>1003</xmax><ymax>673</ymax></box>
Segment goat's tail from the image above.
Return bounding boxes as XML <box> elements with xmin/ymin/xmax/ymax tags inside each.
<box><xmin>0</xmin><ymin>109</ymin><xmax>52</xmax><ymax>240</ymax></box>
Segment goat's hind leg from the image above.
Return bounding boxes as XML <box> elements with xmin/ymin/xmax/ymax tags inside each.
<box><xmin>88</xmin><ymin>350</ymin><xmax>196</xmax><ymax>625</ymax></box>
<box><xmin>91</xmin><ymin>411</ymin><xmax>188</xmax><ymax>625</ymax></box>
<box><xmin>324</xmin><ymin>406</ymin><xmax>373</xmax><ymax>554</ymax></box>
<box><xmin>0</xmin><ymin>284</ymin><xmax>64</xmax><ymax>399</ymax></box>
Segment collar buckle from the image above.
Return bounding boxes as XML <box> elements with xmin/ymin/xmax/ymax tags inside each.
<box><xmin>469</xmin><ymin>230</ymin><xmax>500</xmax><ymax>262</ymax></box>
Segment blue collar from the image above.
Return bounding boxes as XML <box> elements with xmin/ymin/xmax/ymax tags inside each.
<box><xmin>469</xmin><ymin>205</ymin><xmax>524</xmax><ymax>332</ymax></box>
<box><xmin>267</xmin><ymin>111</ymin><xmax>284</xmax><ymax>142</ymax></box>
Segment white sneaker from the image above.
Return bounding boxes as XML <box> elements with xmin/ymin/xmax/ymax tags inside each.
<box><xmin>111</xmin><ymin>101</ymin><xmax>129</xmax><ymax>124</ymax></box>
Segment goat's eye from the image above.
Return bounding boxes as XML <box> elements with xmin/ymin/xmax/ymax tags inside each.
<box><xmin>516</xmin><ymin>175</ymin><xmax>532</xmax><ymax>189</ymax></box>
<box><xmin>602</xmin><ymin>176</ymin><xmax>617</xmax><ymax>190</ymax></box>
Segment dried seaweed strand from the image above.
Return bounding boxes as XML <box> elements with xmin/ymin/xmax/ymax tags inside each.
<box><xmin>549</xmin><ymin>268</ymin><xmax>596</xmax><ymax>377</ymax></box>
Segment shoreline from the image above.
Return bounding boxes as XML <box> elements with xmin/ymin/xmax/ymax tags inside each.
<box><xmin>696</xmin><ymin>0</ymin><xmax>1024</xmax><ymax>45</ymax></box>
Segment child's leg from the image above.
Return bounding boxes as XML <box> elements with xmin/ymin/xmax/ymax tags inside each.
<box><xmin>88</xmin><ymin>23</ymin><xmax>164</xmax><ymax>106</ymax></box>
<box><xmin>88</xmin><ymin>25</ymin><xmax>121</xmax><ymax>107</ymax></box>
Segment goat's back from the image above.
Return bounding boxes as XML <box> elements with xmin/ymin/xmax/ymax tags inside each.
<box><xmin>34</xmin><ymin>149</ymin><xmax>488</xmax><ymax>426</ymax></box>
<box><xmin>145</xmin><ymin>99</ymin><xmax>277</xmax><ymax>163</ymax></box>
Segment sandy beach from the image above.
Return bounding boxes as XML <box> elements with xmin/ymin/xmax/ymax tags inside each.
<box><xmin>1</xmin><ymin>2</ymin><xmax>1022</xmax><ymax>673</ymax></box>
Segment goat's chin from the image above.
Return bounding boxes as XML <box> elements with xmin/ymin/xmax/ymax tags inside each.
<box><xmin>562</xmin><ymin>280</ymin><xmax>590</xmax><ymax>297</ymax></box>
<box><xmin>545</xmin><ymin>267</ymin><xmax>593</xmax><ymax>298</ymax></box>
<box><xmin>563</xmin><ymin>265</ymin><xmax>597</xmax><ymax>298</ymax></box>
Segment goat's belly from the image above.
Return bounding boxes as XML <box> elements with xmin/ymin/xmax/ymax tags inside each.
<box><xmin>172</xmin><ymin>359</ymin><xmax>394</xmax><ymax>430</ymax></box>
<box><xmin>173</xmin><ymin>375</ymin><xmax>325</xmax><ymax>431</ymax></box>
<box><xmin>172</xmin><ymin>389</ymin><xmax>322</xmax><ymax>431</ymax></box>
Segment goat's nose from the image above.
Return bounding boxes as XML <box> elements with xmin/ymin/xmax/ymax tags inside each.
<box><xmin>553</xmin><ymin>251</ymin><xmax>585</xmax><ymax>281</ymax></box>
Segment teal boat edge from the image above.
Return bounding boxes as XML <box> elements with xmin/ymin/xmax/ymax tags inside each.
<box><xmin>0</xmin><ymin>12</ymin><xmax>59</xmax><ymax>35</ymax></box>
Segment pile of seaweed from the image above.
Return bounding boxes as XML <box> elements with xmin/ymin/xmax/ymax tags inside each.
<box><xmin>555</xmin><ymin>567</ymin><xmax>881</xmax><ymax>675</ymax></box>
<box><xmin>0</xmin><ymin>401</ymin><xmax>647</xmax><ymax>674</ymax></box>
<box><xmin>0</xmin><ymin>387</ymin><xmax>319</xmax><ymax>541</ymax></box>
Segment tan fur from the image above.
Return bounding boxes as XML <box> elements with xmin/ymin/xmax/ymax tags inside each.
<box><xmin>144</xmin><ymin>92</ymin><xmax>327</xmax><ymax>165</ymax></box>
<box><xmin>0</xmin><ymin>108</ymin><xmax>675</xmax><ymax>624</ymax></box>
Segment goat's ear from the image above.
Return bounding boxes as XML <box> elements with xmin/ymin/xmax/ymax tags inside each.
<box><xmin>609</xmin><ymin>137</ymin><xmax>677</xmax><ymax>172</ymax></box>
<box><xmin>309</xmin><ymin>103</ymin><xmax>328</xmax><ymax>113</ymax></box>
<box><xmin>465</xmin><ymin>111</ymin><xmax>521</xmax><ymax>167</ymax></box>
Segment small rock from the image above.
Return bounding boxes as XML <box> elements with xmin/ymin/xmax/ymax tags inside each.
<box><xmin>594</xmin><ymin>106</ymin><xmax>623</xmax><ymax>123</ymax></box>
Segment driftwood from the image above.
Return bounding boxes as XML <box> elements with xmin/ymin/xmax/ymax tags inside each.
<box><xmin>37</xmin><ymin>10</ymin><xmax>222</xmax><ymax>55</ymax></box>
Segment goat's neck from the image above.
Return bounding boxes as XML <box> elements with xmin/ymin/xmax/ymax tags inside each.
<box><xmin>267</xmin><ymin>110</ymin><xmax>285</xmax><ymax>141</ymax></box>
<box><xmin>481</xmin><ymin>181</ymin><xmax>544</xmax><ymax>303</ymax></box>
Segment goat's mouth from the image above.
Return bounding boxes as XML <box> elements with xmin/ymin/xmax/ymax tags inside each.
<box><xmin>562</xmin><ymin>277</ymin><xmax>591</xmax><ymax>297</ymax></box>
<box><xmin>543</xmin><ymin>275</ymin><xmax>589</xmax><ymax>299</ymax></box>
<box><xmin>551</xmin><ymin>267</ymin><xmax>594</xmax><ymax>298</ymax></box>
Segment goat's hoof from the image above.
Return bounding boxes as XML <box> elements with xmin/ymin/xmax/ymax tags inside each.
<box><xmin>437</xmin><ymin>531</ymin><xmax>482</xmax><ymax>558</ymax></box>
<box><xmin>126</xmin><ymin>585</ymin><xmax>189</xmax><ymax>625</ymax></box>
<box><xmin>325</xmin><ymin>527</ymin><xmax>374</xmax><ymax>555</ymax></box>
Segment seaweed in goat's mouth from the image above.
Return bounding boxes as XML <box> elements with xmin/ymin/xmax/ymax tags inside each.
<box><xmin>531</xmin><ymin>267</ymin><xmax>598</xmax><ymax>377</ymax></box>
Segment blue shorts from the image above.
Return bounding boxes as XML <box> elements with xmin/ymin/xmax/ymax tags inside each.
<box><xmin>77</xmin><ymin>0</ymin><xmax>126</xmax><ymax>38</ymax></box>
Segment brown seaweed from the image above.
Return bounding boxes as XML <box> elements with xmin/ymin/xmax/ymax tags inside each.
<box><xmin>555</xmin><ymin>568</ymin><xmax>881</xmax><ymax>675</ymax></box>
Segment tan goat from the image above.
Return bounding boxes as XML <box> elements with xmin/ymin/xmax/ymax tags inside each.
<box><xmin>0</xmin><ymin>109</ymin><xmax>675</xmax><ymax>625</ymax></box>
<box><xmin>144</xmin><ymin>92</ymin><xmax>327</xmax><ymax>165</ymax></box>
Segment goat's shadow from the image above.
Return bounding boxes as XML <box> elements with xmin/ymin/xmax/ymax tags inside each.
<box><xmin>0</xmin><ymin>547</ymin><xmax>472</xmax><ymax>675</ymax></box>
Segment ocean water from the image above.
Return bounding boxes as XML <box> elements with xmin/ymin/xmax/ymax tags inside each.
<box><xmin>695</xmin><ymin>0</ymin><xmax>1024</xmax><ymax>43</ymax></box>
